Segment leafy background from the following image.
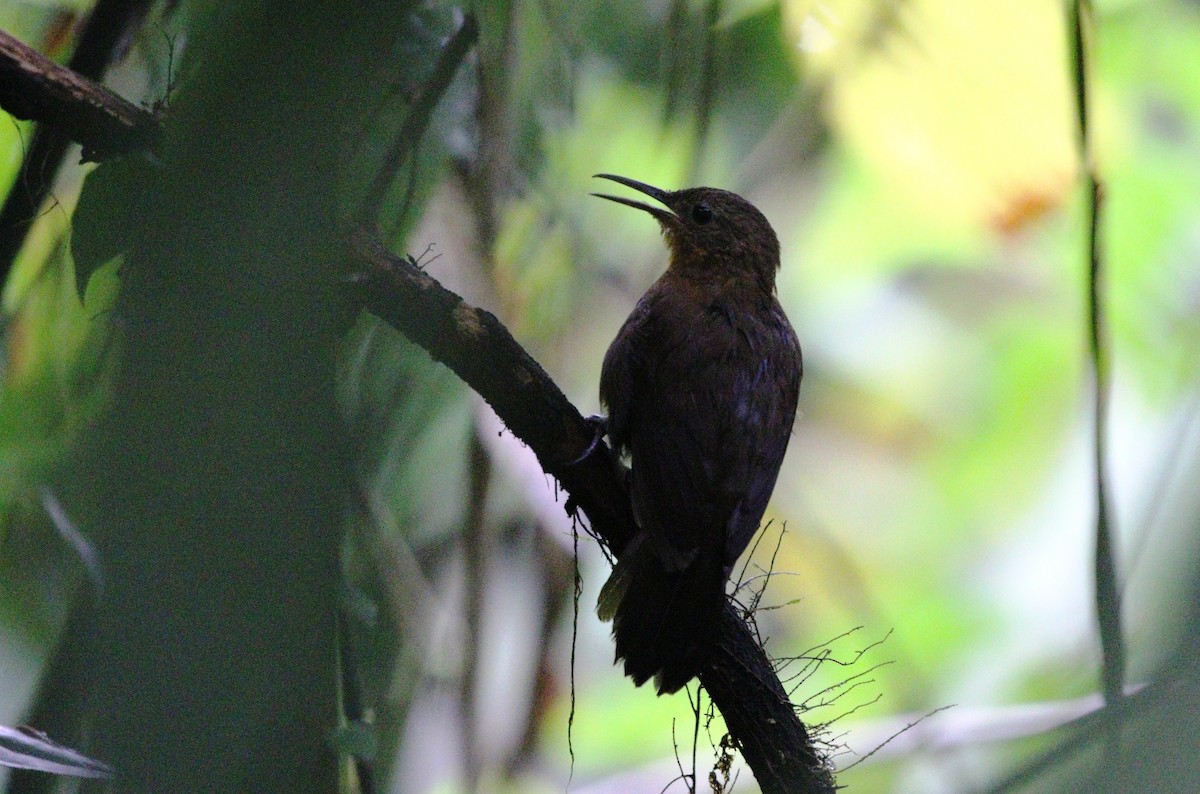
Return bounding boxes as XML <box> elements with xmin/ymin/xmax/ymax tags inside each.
<box><xmin>1</xmin><ymin>0</ymin><xmax>1198</xmax><ymax>791</ymax></box>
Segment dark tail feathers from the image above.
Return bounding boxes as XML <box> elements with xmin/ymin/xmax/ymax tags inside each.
<box><xmin>597</xmin><ymin>535</ymin><xmax>725</xmax><ymax>694</ymax></box>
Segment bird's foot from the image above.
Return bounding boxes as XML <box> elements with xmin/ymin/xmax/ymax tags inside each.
<box><xmin>564</xmin><ymin>414</ymin><xmax>608</xmax><ymax>466</ymax></box>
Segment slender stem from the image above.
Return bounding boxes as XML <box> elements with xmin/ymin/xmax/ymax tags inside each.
<box><xmin>460</xmin><ymin>429</ymin><xmax>491</xmax><ymax>794</ymax></box>
<box><xmin>337</xmin><ymin>608</ymin><xmax>376</xmax><ymax>794</ymax></box>
<box><xmin>690</xmin><ymin>0</ymin><xmax>720</xmax><ymax>179</ymax></box>
<box><xmin>1070</xmin><ymin>0</ymin><xmax>1124</xmax><ymax>708</ymax></box>
<box><xmin>356</xmin><ymin>13</ymin><xmax>478</xmax><ymax>228</ymax></box>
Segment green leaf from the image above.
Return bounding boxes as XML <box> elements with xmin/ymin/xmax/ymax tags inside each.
<box><xmin>70</xmin><ymin>155</ymin><xmax>158</xmax><ymax>301</ymax></box>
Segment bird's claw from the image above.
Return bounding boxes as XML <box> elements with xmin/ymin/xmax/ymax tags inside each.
<box><xmin>565</xmin><ymin>414</ymin><xmax>608</xmax><ymax>466</ymax></box>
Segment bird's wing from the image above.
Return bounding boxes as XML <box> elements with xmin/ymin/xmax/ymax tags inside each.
<box><xmin>620</xmin><ymin>281</ymin><xmax>759</xmax><ymax>561</ymax></box>
<box><xmin>602</xmin><ymin>280</ymin><xmax>802</xmax><ymax>571</ymax></box>
<box><xmin>722</xmin><ymin>300</ymin><xmax>802</xmax><ymax>568</ymax></box>
<box><xmin>598</xmin><ymin>292</ymin><xmax>654</xmax><ymax>458</ymax></box>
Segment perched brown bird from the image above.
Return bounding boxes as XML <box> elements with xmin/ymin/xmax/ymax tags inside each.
<box><xmin>592</xmin><ymin>174</ymin><xmax>802</xmax><ymax>694</ymax></box>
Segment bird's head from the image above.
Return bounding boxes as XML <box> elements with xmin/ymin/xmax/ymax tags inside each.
<box><xmin>592</xmin><ymin>173</ymin><xmax>781</xmax><ymax>290</ymax></box>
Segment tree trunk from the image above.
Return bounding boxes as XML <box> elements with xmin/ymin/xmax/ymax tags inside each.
<box><xmin>65</xmin><ymin>4</ymin><xmax>367</xmax><ymax>790</ymax></box>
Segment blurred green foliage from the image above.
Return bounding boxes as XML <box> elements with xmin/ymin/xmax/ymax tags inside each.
<box><xmin>0</xmin><ymin>0</ymin><xmax>1198</xmax><ymax>792</ymax></box>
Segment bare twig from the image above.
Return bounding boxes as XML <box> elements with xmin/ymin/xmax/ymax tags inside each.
<box><xmin>567</xmin><ymin>518</ymin><xmax>581</xmax><ymax>783</ymax></box>
<box><xmin>838</xmin><ymin>704</ymin><xmax>955</xmax><ymax>772</ymax></box>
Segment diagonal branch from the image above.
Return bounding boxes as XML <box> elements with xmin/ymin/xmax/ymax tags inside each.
<box><xmin>353</xmin><ymin>235</ymin><xmax>834</xmax><ymax>793</ymax></box>
<box><xmin>0</xmin><ymin>29</ymin><xmax>156</xmax><ymax>162</ymax></box>
<box><xmin>0</xmin><ymin>31</ymin><xmax>836</xmax><ymax>793</ymax></box>
<box><xmin>351</xmin><ymin>231</ymin><xmax>637</xmax><ymax>549</ymax></box>
<box><xmin>0</xmin><ymin>1</ymin><xmax>154</xmax><ymax>300</ymax></box>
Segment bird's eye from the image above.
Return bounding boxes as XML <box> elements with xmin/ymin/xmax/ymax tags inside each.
<box><xmin>691</xmin><ymin>203</ymin><xmax>713</xmax><ymax>224</ymax></box>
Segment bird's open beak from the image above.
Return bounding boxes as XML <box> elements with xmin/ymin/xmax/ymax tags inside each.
<box><xmin>591</xmin><ymin>174</ymin><xmax>677</xmax><ymax>224</ymax></box>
